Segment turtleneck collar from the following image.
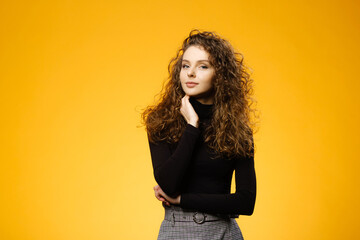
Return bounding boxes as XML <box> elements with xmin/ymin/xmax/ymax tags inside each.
<box><xmin>189</xmin><ymin>97</ymin><xmax>214</xmax><ymax>120</ymax></box>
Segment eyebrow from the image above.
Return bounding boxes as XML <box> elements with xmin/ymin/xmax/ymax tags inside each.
<box><xmin>182</xmin><ymin>59</ymin><xmax>210</xmax><ymax>63</ymax></box>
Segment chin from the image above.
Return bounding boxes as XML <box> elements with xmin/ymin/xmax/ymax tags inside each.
<box><xmin>184</xmin><ymin>92</ymin><xmax>201</xmax><ymax>98</ymax></box>
<box><xmin>184</xmin><ymin>91</ymin><xmax>195</xmax><ymax>96</ymax></box>
<box><xmin>183</xmin><ymin>88</ymin><xmax>201</xmax><ymax>96</ymax></box>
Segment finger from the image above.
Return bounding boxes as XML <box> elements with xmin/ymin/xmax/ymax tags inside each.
<box><xmin>184</xmin><ymin>97</ymin><xmax>192</xmax><ymax>110</ymax></box>
<box><xmin>155</xmin><ymin>185</ymin><xmax>171</xmax><ymax>201</ymax></box>
<box><xmin>157</xmin><ymin>186</ymin><xmax>166</xmax><ymax>196</ymax></box>
<box><xmin>154</xmin><ymin>188</ymin><xmax>161</xmax><ymax>198</ymax></box>
<box><xmin>154</xmin><ymin>190</ymin><xmax>159</xmax><ymax>199</ymax></box>
<box><xmin>154</xmin><ymin>191</ymin><xmax>165</xmax><ymax>202</ymax></box>
<box><xmin>183</xmin><ymin>95</ymin><xmax>189</xmax><ymax>105</ymax></box>
<box><xmin>154</xmin><ymin>188</ymin><xmax>167</xmax><ymax>201</ymax></box>
<box><xmin>157</xmin><ymin>195</ymin><xmax>166</xmax><ymax>202</ymax></box>
<box><xmin>155</xmin><ymin>188</ymin><xmax>167</xmax><ymax>200</ymax></box>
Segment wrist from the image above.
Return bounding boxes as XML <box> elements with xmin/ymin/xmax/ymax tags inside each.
<box><xmin>189</xmin><ymin>119</ymin><xmax>199</xmax><ymax>128</ymax></box>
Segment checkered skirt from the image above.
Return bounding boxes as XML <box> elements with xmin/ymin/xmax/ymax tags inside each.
<box><xmin>157</xmin><ymin>204</ymin><xmax>244</xmax><ymax>240</ymax></box>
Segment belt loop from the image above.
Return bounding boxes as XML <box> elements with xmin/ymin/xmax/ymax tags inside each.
<box><xmin>170</xmin><ymin>205</ymin><xmax>175</xmax><ymax>227</ymax></box>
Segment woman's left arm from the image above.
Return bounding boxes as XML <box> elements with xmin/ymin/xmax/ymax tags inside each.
<box><xmin>179</xmin><ymin>149</ymin><xmax>256</xmax><ymax>216</ymax></box>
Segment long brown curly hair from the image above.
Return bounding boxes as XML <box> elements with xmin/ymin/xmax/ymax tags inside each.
<box><xmin>142</xmin><ymin>29</ymin><xmax>258</xmax><ymax>158</ymax></box>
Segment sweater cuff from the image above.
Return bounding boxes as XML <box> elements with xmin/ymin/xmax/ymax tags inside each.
<box><xmin>179</xmin><ymin>193</ymin><xmax>191</xmax><ymax>209</ymax></box>
<box><xmin>184</xmin><ymin>123</ymin><xmax>200</xmax><ymax>136</ymax></box>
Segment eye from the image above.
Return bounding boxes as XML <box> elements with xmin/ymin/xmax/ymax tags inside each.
<box><xmin>182</xmin><ymin>64</ymin><xmax>189</xmax><ymax>69</ymax></box>
<box><xmin>200</xmin><ymin>65</ymin><xmax>209</xmax><ymax>69</ymax></box>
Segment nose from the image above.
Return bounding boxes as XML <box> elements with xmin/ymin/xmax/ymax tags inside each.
<box><xmin>187</xmin><ymin>68</ymin><xmax>196</xmax><ymax>78</ymax></box>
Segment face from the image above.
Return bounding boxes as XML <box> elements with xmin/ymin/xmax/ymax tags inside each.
<box><xmin>180</xmin><ymin>45</ymin><xmax>215</xmax><ymax>105</ymax></box>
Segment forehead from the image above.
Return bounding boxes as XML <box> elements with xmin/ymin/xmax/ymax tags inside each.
<box><xmin>182</xmin><ymin>45</ymin><xmax>210</xmax><ymax>60</ymax></box>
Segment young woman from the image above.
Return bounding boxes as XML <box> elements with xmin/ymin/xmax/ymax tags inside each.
<box><xmin>142</xmin><ymin>29</ymin><xmax>257</xmax><ymax>240</ymax></box>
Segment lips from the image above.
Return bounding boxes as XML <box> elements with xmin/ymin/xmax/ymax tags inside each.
<box><xmin>186</xmin><ymin>82</ymin><xmax>198</xmax><ymax>88</ymax></box>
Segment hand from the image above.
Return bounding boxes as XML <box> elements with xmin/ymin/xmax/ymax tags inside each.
<box><xmin>153</xmin><ymin>185</ymin><xmax>170</xmax><ymax>206</ymax></box>
<box><xmin>153</xmin><ymin>185</ymin><xmax>181</xmax><ymax>206</ymax></box>
<box><xmin>180</xmin><ymin>95</ymin><xmax>199</xmax><ymax>128</ymax></box>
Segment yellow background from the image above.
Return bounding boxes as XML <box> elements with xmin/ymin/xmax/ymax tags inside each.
<box><xmin>1</xmin><ymin>0</ymin><xmax>359</xmax><ymax>239</ymax></box>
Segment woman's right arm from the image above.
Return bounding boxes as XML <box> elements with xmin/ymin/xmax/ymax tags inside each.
<box><xmin>148</xmin><ymin>123</ymin><xmax>200</xmax><ymax>198</ymax></box>
<box><xmin>149</xmin><ymin>95</ymin><xmax>199</xmax><ymax>198</ymax></box>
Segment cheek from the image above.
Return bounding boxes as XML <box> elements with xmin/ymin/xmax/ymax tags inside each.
<box><xmin>204</xmin><ymin>73</ymin><xmax>215</xmax><ymax>86</ymax></box>
<box><xmin>179</xmin><ymin>70</ymin><xmax>186</xmax><ymax>82</ymax></box>
<box><xmin>179</xmin><ymin>76</ymin><xmax>186</xmax><ymax>91</ymax></box>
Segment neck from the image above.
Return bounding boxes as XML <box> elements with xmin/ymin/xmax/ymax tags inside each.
<box><xmin>189</xmin><ymin>97</ymin><xmax>214</xmax><ymax>120</ymax></box>
<box><xmin>195</xmin><ymin>97</ymin><xmax>214</xmax><ymax>105</ymax></box>
<box><xmin>192</xmin><ymin>89</ymin><xmax>215</xmax><ymax>105</ymax></box>
<box><xmin>193</xmin><ymin>93</ymin><xmax>215</xmax><ymax>105</ymax></box>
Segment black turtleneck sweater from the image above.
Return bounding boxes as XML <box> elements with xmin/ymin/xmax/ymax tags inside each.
<box><xmin>148</xmin><ymin>97</ymin><xmax>256</xmax><ymax>215</ymax></box>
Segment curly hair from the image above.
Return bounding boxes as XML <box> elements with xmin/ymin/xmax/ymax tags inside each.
<box><xmin>142</xmin><ymin>29</ymin><xmax>258</xmax><ymax>158</ymax></box>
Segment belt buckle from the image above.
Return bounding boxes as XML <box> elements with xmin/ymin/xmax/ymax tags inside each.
<box><xmin>193</xmin><ymin>212</ymin><xmax>206</xmax><ymax>224</ymax></box>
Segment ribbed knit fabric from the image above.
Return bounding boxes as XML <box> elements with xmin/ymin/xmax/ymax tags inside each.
<box><xmin>148</xmin><ymin>97</ymin><xmax>256</xmax><ymax>215</ymax></box>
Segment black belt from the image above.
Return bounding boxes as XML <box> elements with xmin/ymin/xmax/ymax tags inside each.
<box><xmin>164</xmin><ymin>204</ymin><xmax>238</xmax><ymax>226</ymax></box>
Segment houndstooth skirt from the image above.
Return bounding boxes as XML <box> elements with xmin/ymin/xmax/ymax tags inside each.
<box><xmin>157</xmin><ymin>204</ymin><xmax>244</xmax><ymax>240</ymax></box>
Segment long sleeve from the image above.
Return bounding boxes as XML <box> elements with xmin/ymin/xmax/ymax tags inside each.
<box><xmin>148</xmin><ymin>124</ymin><xmax>200</xmax><ymax>197</ymax></box>
<box><xmin>148</xmin><ymin>97</ymin><xmax>257</xmax><ymax>216</ymax></box>
<box><xmin>179</xmin><ymin>145</ymin><xmax>257</xmax><ymax>215</ymax></box>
